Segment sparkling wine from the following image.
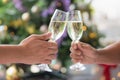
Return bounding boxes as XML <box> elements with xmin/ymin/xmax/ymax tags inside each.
<box><xmin>67</xmin><ymin>21</ymin><xmax>83</xmax><ymax>42</ymax></box>
<box><xmin>48</xmin><ymin>21</ymin><xmax>67</xmax><ymax>41</ymax></box>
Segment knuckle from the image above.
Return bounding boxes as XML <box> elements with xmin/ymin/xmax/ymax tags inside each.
<box><xmin>49</xmin><ymin>42</ymin><xmax>55</xmax><ymax>46</ymax></box>
<box><xmin>53</xmin><ymin>56</ymin><xmax>56</xmax><ymax>59</ymax></box>
<box><xmin>43</xmin><ymin>42</ymin><xmax>49</xmax><ymax>47</ymax></box>
<box><xmin>40</xmin><ymin>35</ymin><xmax>46</xmax><ymax>39</ymax></box>
<box><xmin>47</xmin><ymin>60</ymin><xmax>51</xmax><ymax>64</ymax></box>
<box><xmin>76</xmin><ymin>52</ymin><xmax>81</xmax><ymax>55</ymax></box>
<box><xmin>31</xmin><ymin>34</ymin><xmax>36</xmax><ymax>37</ymax></box>
<box><xmin>30</xmin><ymin>34</ymin><xmax>36</xmax><ymax>39</ymax></box>
<box><xmin>55</xmin><ymin>49</ymin><xmax>58</xmax><ymax>53</ymax></box>
<box><xmin>50</xmin><ymin>42</ymin><xmax>57</xmax><ymax>46</ymax></box>
<box><xmin>54</xmin><ymin>44</ymin><xmax>58</xmax><ymax>48</ymax></box>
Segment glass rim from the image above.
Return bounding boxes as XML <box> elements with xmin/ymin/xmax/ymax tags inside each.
<box><xmin>68</xmin><ymin>10</ymin><xmax>81</xmax><ymax>14</ymax></box>
<box><xmin>55</xmin><ymin>9</ymin><xmax>67</xmax><ymax>14</ymax></box>
<box><xmin>51</xmin><ymin>9</ymin><xmax>68</xmax><ymax>21</ymax></box>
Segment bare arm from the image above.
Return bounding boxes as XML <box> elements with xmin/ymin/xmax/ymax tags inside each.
<box><xmin>0</xmin><ymin>33</ymin><xmax>58</xmax><ymax>64</ymax></box>
<box><xmin>0</xmin><ymin>45</ymin><xmax>23</xmax><ymax>64</ymax></box>
<box><xmin>97</xmin><ymin>41</ymin><xmax>120</xmax><ymax>64</ymax></box>
<box><xmin>70</xmin><ymin>41</ymin><xmax>120</xmax><ymax>65</ymax></box>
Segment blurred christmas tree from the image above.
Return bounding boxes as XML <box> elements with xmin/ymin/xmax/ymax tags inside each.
<box><xmin>0</xmin><ymin>0</ymin><xmax>104</xmax><ymax>77</ymax></box>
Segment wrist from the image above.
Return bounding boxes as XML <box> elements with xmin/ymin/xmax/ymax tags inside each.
<box><xmin>13</xmin><ymin>45</ymin><xmax>26</xmax><ymax>64</ymax></box>
<box><xmin>95</xmin><ymin>49</ymin><xmax>102</xmax><ymax>64</ymax></box>
<box><xmin>0</xmin><ymin>45</ymin><xmax>24</xmax><ymax>64</ymax></box>
<box><xmin>96</xmin><ymin>49</ymin><xmax>108</xmax><ymax>64</ymax></box>
<box><xmin>8</xmin><ymin>45</ymin><xmax>24</xmax><ymax>64</ymax></box>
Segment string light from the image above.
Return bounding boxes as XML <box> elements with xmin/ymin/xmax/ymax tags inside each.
<box><xmin>30</xmin><ymin>65</ymin><xmax>40</xmax><ymax>73</ymax></box>
<box><xmin>31</xmin><ymin>5</ymin><xmax>39</xmax><ymax>13</ymax></box>
<box><xmin>89</xmin><ymin>32</ymin><xmax>97</xmax><ymax>39</ymax></box>
<box><xmin>82</xmin><ymin>26</ymin><xmax>87</xmax><ymax>31</ymax></box>
<box><xmin>6</xmin><ymin>65</ymin><xmax>24</xmax><ymax>80</ymax></box>
<box><xmin>0</xmin><ymin>25</ymin><xmax>8</xmax><ymax>32</ymax></box>
<box><xmin>2</xmin><ymin>0</ymin><xmax>9</xmax><ymax>4</ymax></box>
<box><xmin>22</xmin><ymin>12</ymin><xmax>30</xmax><ymax>21</ymax></box>
<box><xmin>60</xmin><ymin>67</ymin><xmax>67</xmax><ymax>73</ymax></box>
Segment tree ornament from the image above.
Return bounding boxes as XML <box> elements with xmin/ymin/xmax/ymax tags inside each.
<box><xmin>10</xmin><ymin>19</ymin><xmax>23</xmax><ymax>27</ymax></box>
<box><xmin>89</xmin><ymin>32</ymin><xmax>97</xmax><ymax>39</ymax></box>
<box><xmin>39</xmin><ymin>24</ymin><xmax>48</xmax><ymax>33</ymax></box>
<box><xmin>30</xmin><ymin>65</ymin><xmax>40</xmax><ymax>73</ymax></box>
<box><xmin>31</xmin><ymin>5</ymin><xmax>39</xmax><ymax>14</ymax></box>
<box><xmin>6</xmin><ymin>65</ymin><xmax>24</xmax><ymax>80</ymax></box>
<box><xmin>12</xmin><ymin>0</ymin><xmax>27</xmax><ymax>12</ymax></box>
<box><xmin>60</xmin><ymin>67</ymin><xmax>67</xmax><ymax>73</ymax></box>
<box><xmin>82</xmin><ymin>26</ymin><xmax>87</xmax><ymax>31</ymax></box>
<box><xmin>0</xmin><ymin>25</ymin><xmax>7</xmax><ymax>39</ymax></box>
<box><xmin>2</xmin><ymin>0</ymin><xmax>9</xmax><ymax>4</ymax></box>
<box><xmin>21</xmin><ymin>12</ymin><xmax>30</xmax><ymax>22</ymax></box>
<box><xmin>26</xmin><ymin>25</ymin><xmax>35</xmax><ymax>34</ymax></box>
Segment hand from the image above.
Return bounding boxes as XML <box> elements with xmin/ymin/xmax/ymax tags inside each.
<box><xmin>19</xmin><ymin>32</ymin><xmax>58</xmax><ymax>64</ymax></box>
<box><xmin>70</xmin><ymin>42</ymin><xmax>98</xmax><ymax>64</ymax></box>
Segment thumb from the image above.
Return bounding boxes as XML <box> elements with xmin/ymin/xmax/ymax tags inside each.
<box><xmin>71</xmin><ymin>42</ymin><xmax>77</xmax><ymax>49</ymax></box>
<box><xmin>38</xmin><ymin>32</ymin><xmax>52</xmax><ymax>40</ymax></box>
<box><xmin>78</xmin><ymin>42</ymin><xmax>84</xmax><ymax>50</ymax></box>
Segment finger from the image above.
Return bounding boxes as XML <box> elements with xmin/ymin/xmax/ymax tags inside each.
<box><xmin>70</xmin><ymin>47</ymin><xmax>81</xmax><ymax>55</ymax></box>
<box><xmin>70</xmin><ymin>53</ymin><xmax>81</xmax><ymax>60</ymax></box>
<box><xmin>42</xmin><ymin>41</ymin><xmax>58</xmax><ymax>49</ymax></box>
<box><xmin>78</xmin><ymin>42</ymin><xmax>90</xmax><ymax>49</ymax></box>
<box><xmin>71</xmin><ymin>42</ymin><xmax>77</xmax><ymax>49</ymax></box>
<box><xmin>48</xmin><ymin>42</ymin><xmax>58</xmax><ymax>49</ymax></box>
<box><xmin>47</xmin><ymin>54</ymin><xmax>56</xmax><ymax>60</ymax></box>
<box><xmin>46</xmin><ymin>49</ymin><xmax>58</xmax><ymax>55</ymax></box>
<box><xmin>39</xmin><ymin>41</ymin><xmax>58</xmax><ymax>49</ymax></box>
<box><xmin>39</xmin><ymin>32</ymin><xmax>52</xmax><ymax>40</ymax></box>
<box><xmin>71</xmin><ymin>59</ymin><xmax>81</xmax><ymax>63</ymax></box>
<box><xmin>43</xmin><ymin>60</ymin><xmax>51</xmax><ymax>64</ymax></box>
<box><xmin>77</xmin><ymin>42</ymin><xmax>84</xmax><ymax>49</ymax></box>
<box><xmin>31</xmin><ymin>32</ymin><xmax>52</xmax><ymax>40</ymax></box>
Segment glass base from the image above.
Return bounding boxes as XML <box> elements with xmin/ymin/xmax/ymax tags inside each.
<box><xmin>38</xmin><ymin>59</ymin><xmax>57</xmax><ymax>72</ymax></box>
<box><xmin>38</xmin><ymin>64</ymin><xmax>52</xmax><ymax>72</ymax></box>
<box><xmin>69</xmin><ymin>63</ymin><xmax>86</xmax><ymax>71</ymax></box>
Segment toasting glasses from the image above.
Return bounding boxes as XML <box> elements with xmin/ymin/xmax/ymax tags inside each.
<box><xmin>67</xmin><ymin>10</ymin><xmax>86</xmax><ymax>71</ymax></box>
<box><xmin>39</xmin><ymin>9</ymin><xmax>86</xmax><ymax>72</ymax></box>
<box><xmin>38</xmin><ymin>9</ymin><xmax>68</xmax><ymax>72</ymax></box>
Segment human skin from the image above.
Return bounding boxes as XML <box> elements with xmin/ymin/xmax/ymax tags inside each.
<box><xmin>0</xmin><ymin>32</ymin><xmax>58</xmax><ymax>64</ymax></box>
<box><xmin>70</xmin><ymin>41</ymin><xmax>120</xmax><ymax>65</ymax></box>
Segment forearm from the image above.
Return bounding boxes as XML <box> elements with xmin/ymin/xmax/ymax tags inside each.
<box><xmin>97</xmin><ymin>41</ymin><xmax>120</xmax><ymax>64</ymax></box>
<box><xmin>0</xmin><ymin>45</ymin><xmax>23</xmax><ymax>64</ymax></box>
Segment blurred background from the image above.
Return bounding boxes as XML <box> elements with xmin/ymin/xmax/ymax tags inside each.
<box><xmin>0</xmin><ymin>0</ymin><xmax>120</xmax><ymax>80</ymax></box>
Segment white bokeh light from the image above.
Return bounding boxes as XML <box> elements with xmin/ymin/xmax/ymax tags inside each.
<box><xmin>92</xmin><ymin>0</ymin><xmax>120</xmax><ymax>44</ymax></box>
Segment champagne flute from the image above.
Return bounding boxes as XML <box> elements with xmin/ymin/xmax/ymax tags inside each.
<box><xmin>38</xmin><ymin>9</ymin><xmax>68</xmax><ymax>72</ymax></box>
<box><xmin>67</xmin><ymin>10</ymin><xmax>86</xmax><ymax>71</ymax></box>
